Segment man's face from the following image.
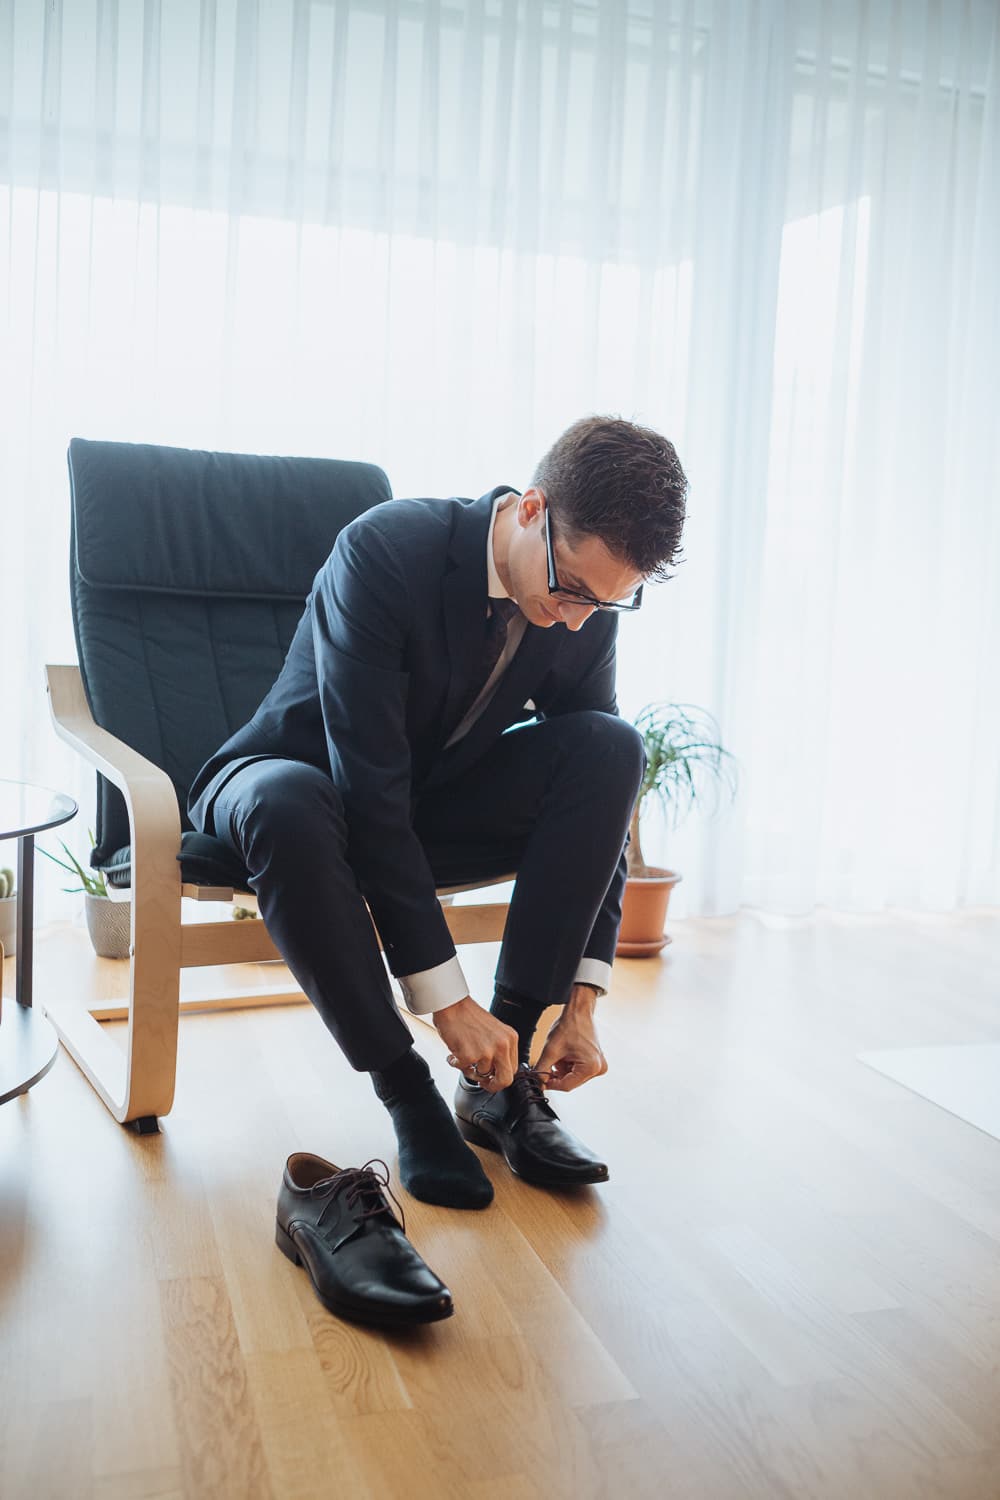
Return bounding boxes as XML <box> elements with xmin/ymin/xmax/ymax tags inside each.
<box><xmin>505</xmin><ymin>488</ymin><xmax>645</xmax><ymax>632</ymax></box>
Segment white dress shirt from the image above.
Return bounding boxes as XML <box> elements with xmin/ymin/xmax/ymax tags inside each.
<box><xmin>395</xmin><ymin>491</ymin><xmax>612</xmax><ymax>1016</ymax></box>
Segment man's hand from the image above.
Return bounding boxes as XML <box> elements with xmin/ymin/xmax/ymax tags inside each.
<box><xmin>432</xmin><ymin>996</ymin><xmax>519</xmax><ymax>1094</ymax></box>
<box><xmin>534</xmin><ymin>985</ymin><xmax>608</xmax><ymax>1092</ymax></box>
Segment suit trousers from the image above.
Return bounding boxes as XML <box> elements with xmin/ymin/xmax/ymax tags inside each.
<box><xmin>208</xmin><ymin>710</ymin><xmax>645</xmax><ymax>1071</ymax></box>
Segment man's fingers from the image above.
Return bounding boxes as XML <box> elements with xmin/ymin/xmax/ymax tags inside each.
<box><xmin>549</xmin><ymin>1071</ymin><xmax>588</xmax><ymax>1092</ymax></box>
<box><xmin>545</xmin><ymin>1058</ymin><xmax>605</xmax><ymax>1092</ymax></box>
<box><xmin>446</xmin><ymin>1052</ymin><xmax>516</xmax><ymax>1093</ymax></box>
<box><xmin>466</xmin><ymin>1060</ymin><xmax>514</xmax><ymax>1093</ymax></box>
<box><xmin>442</xmin><ymin>1010</ymin><xmax>519</xmax><ymax>1093</ymax></box>
<box><xmin>442</xmin><ymin>1013</ymin><xmax>519</xmax><ymax>1084</ymax></box>
<box><xmin>551</xmin><ymin>1072</ymin><xmax>587</xmax><ymax>1092</ymax></box>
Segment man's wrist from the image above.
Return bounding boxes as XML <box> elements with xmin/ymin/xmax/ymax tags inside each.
<box><xmin>567</xmin><ymin>982</ymin><xmax>600</xmax><ymax>1013</ymax></box>
<box><xmin>431</xmin><ymin>994</ymin><xmax>474</xmax><ymax>1027</ymax></box>
<box><xmin>397</xmin><ymin>956</ymin><xmax>470</xmax><ymax>1016</ymax></box>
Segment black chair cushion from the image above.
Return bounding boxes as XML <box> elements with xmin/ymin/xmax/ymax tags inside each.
<box><xmin>98</xmin><ymin>834</ymin><xmax>254</xmax><ymax>893</ymax></box>
<box><xmin>178</xmin><ymin>833</ymin><xmax>254</xmax><ymax>892</ymax></box>
<box><xmin>66</xmin><ymin>438</ymin><xmax>391</xmax><ymax>871</ymax></box>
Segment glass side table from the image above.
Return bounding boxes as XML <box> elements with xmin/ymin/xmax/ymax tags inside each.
<box><xmin>0</xmin><ymin>779</ymin><xmax>78</xmax><ymax>1105</ymax></box>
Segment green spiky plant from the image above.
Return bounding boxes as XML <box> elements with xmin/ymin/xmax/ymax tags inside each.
<box><xmin>38</xmin><ymin>829</ymin><xmax>110</xmax><ymax>897</ymax></box>
<box><xmin>0</xmin><ymin>867</ymin><xmax>15</xmax><ymax>899</ymax></box>
<box><xmin>627</xmin><ymin>703</ymin><xmax>739</xmax><ymax>877</ymax></box>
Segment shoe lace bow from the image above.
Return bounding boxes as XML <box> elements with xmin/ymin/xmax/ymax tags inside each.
<box><xmin>310</xmin><ymin>1158</ymin><xmax>406</xmax><ymax>1236</ymax></box>
<box><xmin>506</xmin><ymin>1066</ymin><xmax>560</xmax><ymax>1130</ymax></box>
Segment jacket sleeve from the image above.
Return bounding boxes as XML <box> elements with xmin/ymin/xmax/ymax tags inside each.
<box><xmin>310</xmin><ymin>516</ymin><xmax>457</xmax><ymax>979</ymax></box>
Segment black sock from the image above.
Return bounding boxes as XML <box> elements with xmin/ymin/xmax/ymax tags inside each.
<box><xmin>490</xmin><ymin>986</ymin><xmax>549</xmax><ymax>1068</ymax></box>
<box><xmin>370</xmin><ymin>1045</ymin><xmax>494</xmax><ymax>1210</ymax></box>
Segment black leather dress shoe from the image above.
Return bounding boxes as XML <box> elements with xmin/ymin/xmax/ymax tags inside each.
<box><xmin>275</xmin><ymin>1153</ymin><xmax>454</xmax><ymax>1327</ymax></box>
<box><xmin>454</xmin><ymin>1064</ymin><xmax>610</xmax><ymax>1187</ymax></box>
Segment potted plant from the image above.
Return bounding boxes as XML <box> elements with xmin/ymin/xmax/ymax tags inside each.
<box><xmin>0</xmin><ymin>865</ymin><xmax>16</xmax><ymax>959</ymax></box>
<box><xmin>38</xmin><ymin>830</ymin><xmax>132</xmax><ymax>960</ymax></box>
<box><xmin>618</xmin><ymin>703</ymin><xmax>739</xmax><ymax>957</ymax></box>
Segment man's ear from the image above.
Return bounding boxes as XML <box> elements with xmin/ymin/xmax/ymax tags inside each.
<box><xmin>517</xmin><ymin>487</ymin><xmax>545</xmax><ymax>527</ymax></box>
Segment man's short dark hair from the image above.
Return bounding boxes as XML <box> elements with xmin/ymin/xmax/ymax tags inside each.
<box><xmin>530</xmin><ymin>415</ymin><xmax>688</xmax><ymax>583</ymax></box>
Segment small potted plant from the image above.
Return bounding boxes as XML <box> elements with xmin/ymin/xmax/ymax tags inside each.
<box><xmin>38</xmin><ymin>831</ymin><xmax>132</xmax><ymax>959</ymax></box>
<box><xmin>618</xmin><ymin>703</ymin><xmax>739</xmax><ymax>956</ymax></box>
<box><xmin>0</xmin><ymin>865</ymin><xmax>16</xmax><ymax>958</ymax></box>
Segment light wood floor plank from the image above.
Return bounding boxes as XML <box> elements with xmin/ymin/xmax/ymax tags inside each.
<box><xmin>243</xmin><ymin>1348</ymin><xmax>372</xmax><ymax>1499</ymax></box>
<box><xmin>159</xmin><ymin>1274</ymin><xmax>272</xmax><ymax>1499</ymax></box>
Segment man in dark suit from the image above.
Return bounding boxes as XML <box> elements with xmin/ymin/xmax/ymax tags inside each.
<box><xmin>189</xmin><ymin>415</ymin><xmax>687</xmax><ymax>1213</ymax></box>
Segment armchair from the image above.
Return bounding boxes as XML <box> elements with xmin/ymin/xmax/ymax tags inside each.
<box><xmin>45</xmin><ymin>439</ymin><xmax>511</xmax><ymax>1132</ymax></box>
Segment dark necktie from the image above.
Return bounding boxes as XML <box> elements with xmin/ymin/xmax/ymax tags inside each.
<box><xmin>453</xmin><ymin>597</ymin><xmax>519</xmax><ymax>728</ymax></box>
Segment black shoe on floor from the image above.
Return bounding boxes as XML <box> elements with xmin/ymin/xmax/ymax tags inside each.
<box><xmin>454</xmin><ymin>1064</ymin><xmax>610</xmax><ymax>1188</ymax></box>
<box><xmin>275</xmin><ymin>1152</ymin><xmax>454</xmax><ymax>1327</ymax></box>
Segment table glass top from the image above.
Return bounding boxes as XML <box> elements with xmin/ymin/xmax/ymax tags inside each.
<box><xmin>0</xmin><ymin>779</ymin><xmax>78</xmax><ymax>841</ymax></box>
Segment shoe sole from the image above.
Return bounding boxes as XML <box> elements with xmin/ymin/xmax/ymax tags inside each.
<box><xmin>456</xmin><ymin>1114</ymin><xmax>610</xmax><ymax>1187</ymax></box>
<box><xmin>274</xmin><ymin>1220</ymin><xmax>455</xmax><ymax>1327</ymax></box>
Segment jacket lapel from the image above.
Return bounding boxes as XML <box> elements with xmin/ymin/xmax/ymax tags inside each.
<box><xmin>486</xmin><ymin>621</ymin><xmax>559</xmax><ymax>731</ymax></box>
<box><xmin>439</xmin><ymin>486</ymin><xmax>511</xmax><ymax>741</ymax></box>
<box><xmin>431</xmin><ymin>484</ymin><xmax>565</xmax><ymax>785</ymax></box>
<box><xmin>429</xmin><ymin>623</ymin><xmax>563</xmax><ymax>790</ymax></box>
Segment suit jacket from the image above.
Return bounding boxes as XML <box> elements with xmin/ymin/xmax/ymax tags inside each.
<box><xmin>187</xmin><ymin>486</ymin><xmax>620</xmax><ymax>979</ymax></box>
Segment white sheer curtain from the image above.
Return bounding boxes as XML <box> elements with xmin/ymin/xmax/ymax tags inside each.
<box><xmin>2</xmin><ymin>0</ymin><xmax>998</xmax><ymax>923</ymax></box>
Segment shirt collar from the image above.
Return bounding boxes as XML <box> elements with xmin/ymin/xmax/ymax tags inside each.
<box><xmin>486</xmin><ymin>489</ymin><xmax>519</xmax><ymax>601</ymax></box>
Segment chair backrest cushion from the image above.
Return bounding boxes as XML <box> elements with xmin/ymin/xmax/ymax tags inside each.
<box><xmin>67</xmin><ymin>437</ymin><xmax>391</xmax><ymax>867</ymax></box>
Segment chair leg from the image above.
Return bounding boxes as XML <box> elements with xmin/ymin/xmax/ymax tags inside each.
<box><xmin>42</xmin><ymin>928</ymin><xmax>182</xmax><ymax>1125</ymax></box>
<box><xmin>41</xmin><ymin>810</ymin><xmax>183</xmax><ymax>1125</ymax></box>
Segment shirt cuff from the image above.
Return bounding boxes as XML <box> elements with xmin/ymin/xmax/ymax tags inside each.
<box><xmin>573</xmin><ymin>958</ymin><xmax>611</xmax><ymax>997</ymax></box>
<box><xmin>397</xmin><ymin>955</ymin><xmax>470</xmax><ymax>1016</ymax></box>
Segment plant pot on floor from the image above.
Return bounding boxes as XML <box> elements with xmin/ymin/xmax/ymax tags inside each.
<box><xmin>616</xmin><ymin>868</ymin><xmax>682</xmax><ymax>957</ymax></box>
<box><xmin>85</xmin><ymin>893</ymin><xmax>131</xmax><ymax>959</ymax></box>
<box><xmin>0</xmin><ymin>894</ymin><xmax>16</xmax><ymax>958</ymax></box>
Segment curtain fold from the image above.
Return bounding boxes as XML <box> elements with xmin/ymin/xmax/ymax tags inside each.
<box><xmin>1</xmin><ymin>0</ymin><xmax>997</xmax><ymax>923</ymax></box>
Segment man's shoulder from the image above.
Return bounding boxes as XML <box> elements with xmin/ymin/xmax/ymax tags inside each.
<box><xmin>336</xmin><ymin>488</ymin><xmax>510</xmax><ymax>566</ymax></box>
<box><xmin>359</xmin><ymin>493</ymin><xmax>473</xmax><ymax>542</ymax></box>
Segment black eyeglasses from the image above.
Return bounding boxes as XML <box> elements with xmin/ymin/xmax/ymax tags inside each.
<box><xmin>543</xmin><ymin>506</ymin><xmax>644</xmax><ymax>613</ymax></box>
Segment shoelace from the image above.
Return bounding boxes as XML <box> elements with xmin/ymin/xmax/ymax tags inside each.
<box><xmin>505</xmin><ymin>1067</ymin><xmax>560</xmax><ymax>1131</ymax></box>
<box><xmin>310</xmin><ymin>1158</ymin><xmax>406</xmax><ymax>1236</ymax></box>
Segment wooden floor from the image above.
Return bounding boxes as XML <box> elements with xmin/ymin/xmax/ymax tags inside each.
<box><xmin>2</xmin><ymin>907</ymin><xmax>1000</xmax><ymax>1500</ymax></box>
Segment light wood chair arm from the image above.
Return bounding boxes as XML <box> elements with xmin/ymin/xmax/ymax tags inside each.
<box><xmin>45</xmin><ymin>663</ymin><xmax>183</xmax><ymax>1119</ymax></box>
<box><xmin>46</xmin><ymin>664</ymin><xmax>181</xmax><ymax>811</ymax></box>
<box><xmin>45</xmin><ymin>661</ymin><xmax>182</xmax><ymax>910</ymax></box>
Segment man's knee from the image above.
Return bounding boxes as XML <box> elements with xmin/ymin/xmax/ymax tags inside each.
<box><xmin>576</xmin><ymin>711</ymin><xmax>645</xmax><ymax>789</ymax></box>
<box><xmin>236</xmin><ymin>763</ymin><xmax>346</xmax><ymax>856</ymax></box>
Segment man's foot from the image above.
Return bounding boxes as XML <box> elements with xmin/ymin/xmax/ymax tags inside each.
<box><xmin>454</xmin><ymin>1063</ymin><xmax>610</xmax><ymax>1187</ymax></box>
<box><xmin>372</xmin><ymin>1049</ymin><xmax>494</xmax><ymax>1210</ymax></box>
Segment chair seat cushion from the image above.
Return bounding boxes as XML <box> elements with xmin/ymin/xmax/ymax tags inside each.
<box><xmin>178</xmin><ymin>832</ymin><xmax>255</xmax><ymax>890</ymax></box>
<box><xmin>98</xmin><ymin>832</ymin><xmax>253</xmax><ymax>893</ymax></box>
<box><xmin>99</xmin><ymin>834</ymin><xmax>516</xmax><ymax>898</ymax></box>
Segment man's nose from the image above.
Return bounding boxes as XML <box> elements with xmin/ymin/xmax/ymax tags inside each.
<box><xmin>556</xmin><ymin>601</ymin><xmax>596</xmax><ymax>631</ymax></box>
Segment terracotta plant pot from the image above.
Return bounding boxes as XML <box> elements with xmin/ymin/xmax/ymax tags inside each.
<box><xmin>85</xmin><ymin>893</ymin><xmax>132</xmax><ymax>959</ymax></box>
<box><xmin>616</xmin><ymin>867</ymin><xmax>682</xmax><ymax>957</ymax></box>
